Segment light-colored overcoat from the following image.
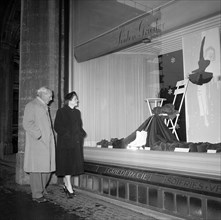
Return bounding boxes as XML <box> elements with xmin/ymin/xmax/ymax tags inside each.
<box><xmin>23</xmin><ymin>97</ymin><xmax>55</xmax><ymax>173</ymax></box>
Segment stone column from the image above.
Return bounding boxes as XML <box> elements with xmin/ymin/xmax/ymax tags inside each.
<box><xmin>16</xmin><ymin>0</ymin><xmax>61</xmax><ymax>184</ymax></box>
<box><xmin>0</xmin><ymin>46</ymin><xmax>14</xmax><ymax>158</ymax></box>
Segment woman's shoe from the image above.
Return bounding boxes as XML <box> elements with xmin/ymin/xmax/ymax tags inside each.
<box><xmin>63</xmin><ymin>185</ymin><xmax>76</xmax><ymax>198</ymax></box>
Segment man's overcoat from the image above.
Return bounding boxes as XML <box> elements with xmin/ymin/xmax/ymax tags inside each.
<box><xmin>23</xmin><ymin>98</ymin><xmax>55</xmax><ymax>173</ymax></box>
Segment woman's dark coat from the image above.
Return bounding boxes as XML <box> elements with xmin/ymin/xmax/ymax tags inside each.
<box><xmin>54</xmin><ymin>105</ymin><xmax>86</xmax><ymax>176</ymax></box>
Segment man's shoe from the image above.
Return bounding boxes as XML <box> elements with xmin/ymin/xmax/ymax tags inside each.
<box><xmin>33</xmin><ymin>197</ymin><xmax>47</xmax><ymax>203</ymax></box>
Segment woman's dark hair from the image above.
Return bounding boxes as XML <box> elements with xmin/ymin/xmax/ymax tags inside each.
<box><xmin>64</xmin><ymin>91</ymin><xmax>78</xmax><ymax>105</ymax></box>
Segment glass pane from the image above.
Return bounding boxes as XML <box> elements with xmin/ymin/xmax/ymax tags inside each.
<box><xmin>164</xmin><ymin>192</ymin><xmax>174</xmax><ymax>211</ymax></box>
<box><xmin>87</xmin><ymin>175</ymin><xmax>93</xmax><ymax>190</ymax></box>
<box><xmin>129</xmin><ymin>184</ymin><xmax>137</xmax><ymax>202</ymax></box>
<box><xmin>92</xmin><ymin>176</ymin><xmax>101</xmax><ymax>192</ymax></box>
<box><xmin>80</xmin><ymin>175</ymin><xmax>87</xmax><ymax>188</ymax></box>
<box><xmin>177</xmin><ymin>194</ymin><xmax>188</xmax><ymax>215</ymax></box>
<box><xmin>207</xmin><ymin>200</ymin><xmax>221</xmax><ymax>220</ymax></box>
<box><xmin>103</xmin><ymin>178</ymin><xmax>109</xmax><ymax>194</ymax></box>
<box><xmin>110</xmin><ymin>179</ymin><xmax>117</xmax><ymax>196</ymax></box>
<box><xmin>138</xmin><ymin>185</ymin><xmax>147</xmax><ymax>204</ymax></box>
<box><xmin>118</xmin><ymin>181</ymin><xmax>126</xmax><ymax>199</ymax></box>
<box><xmin>190</xmin><ymin>197</ymin><xmax>202</xmax><ymax>217</ymax></box>
<box><xmin>149</xmin><ymin>188</ymin><xmax>158</xmax><ymax>207</ymax></box>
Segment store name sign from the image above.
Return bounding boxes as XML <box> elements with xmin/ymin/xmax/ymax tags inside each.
<box><xmin>105</xmin><ymin>167</ymin><xmax>152</xmax><ymax>181</ymax></box>
<box><xmin>102</xmin><ymin>166</ymin><xmax>221</xmax><ymax>195</ymax></box>
<box><xmin>164</xmin><ymin>175</ymin><xmax>221</xmax><ymax>194</ymax></box>
<box><xmin>75</xmin><ymin>11</ymin><xmax>162</xmax><ymax>62</ymax></box>
<box><xmin>117</xmin><ymin>11</ymin><xmax>162</xmax><ymax>47</ymax></box>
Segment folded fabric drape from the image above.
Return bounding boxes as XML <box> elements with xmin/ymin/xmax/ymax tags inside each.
<box><xmin>123</xmin><ymin>115</ymin><xmax>178</xmax><ymax>149</ymax></box>
<box><xmin>122</xmin><ymin>114</ymin><xmax>221</xmax><ymax>152</ymax></box>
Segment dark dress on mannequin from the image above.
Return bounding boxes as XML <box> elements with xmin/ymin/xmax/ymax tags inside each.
<box><xmin>54</xmin><ymin>105</ymin><xmax>86</xmax><ymax>177</ymax></box>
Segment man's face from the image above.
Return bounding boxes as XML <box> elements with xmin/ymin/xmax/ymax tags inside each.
<box><xmin>41</xmin><ymin>91</ymin><xmax>52</xmax><ymax>105</ymax></box>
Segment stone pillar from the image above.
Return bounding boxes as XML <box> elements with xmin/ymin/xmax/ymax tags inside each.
<box><xmin>16</xmin><ymin>0</ymin><xmax>61</xmax><ymax>184</ymax></box>
<box><xmin>0</xmin><ymin>46</ymin><xmax>14</xmax><ymax>158</ymax></box>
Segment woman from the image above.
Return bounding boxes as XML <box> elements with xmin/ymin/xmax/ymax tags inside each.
<box><xmin>54</xmin><ymin>91</ymin><xmax>86</xmax><ymax>198</ymax></box>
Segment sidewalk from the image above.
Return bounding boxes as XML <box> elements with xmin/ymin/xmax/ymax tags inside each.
<box><xmin>0</xmin><ymin>154</ymin><xmax>175</xmax><ymax>220</ymax></box>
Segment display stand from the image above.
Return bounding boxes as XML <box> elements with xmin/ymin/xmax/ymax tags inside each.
<box><xmin>145</xmin><ymin>98</ymin><xmax>166</xmax><ymax>115</ymax></box>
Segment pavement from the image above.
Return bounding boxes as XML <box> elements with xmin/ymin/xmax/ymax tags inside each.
<box><xmin>0</xmin><ymin>154</ymin><xmax>174</xmax><ymax>220</ymax></box>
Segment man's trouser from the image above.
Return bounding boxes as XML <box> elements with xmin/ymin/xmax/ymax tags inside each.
<box><xmin>29</xmin><ymin>172</ymin><xmax>50</xmax><ymax>199</ymax></box>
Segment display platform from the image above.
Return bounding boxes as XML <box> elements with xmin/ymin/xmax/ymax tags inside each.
<box><xmin>75</xmin><ymin>147</ymin><xmax>221</xmax><ymax>220</ymax></box>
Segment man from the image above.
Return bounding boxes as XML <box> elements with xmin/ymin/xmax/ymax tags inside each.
<box><xmin>23</xmin><ymin>86</ymin><xmax>55</xmax><ymax>203</ymax></box>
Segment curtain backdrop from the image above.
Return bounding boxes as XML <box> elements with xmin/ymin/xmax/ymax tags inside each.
<box><xmin>71</xmin><ymin>54</ymin><xmax>159</xmax><ymax>146</ymax></box>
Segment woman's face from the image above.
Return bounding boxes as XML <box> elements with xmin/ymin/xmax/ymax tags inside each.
<box><xmin>70</xmin><ymin>95</ymin><xmax>78</xmax><ymax>107</ymax></box>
